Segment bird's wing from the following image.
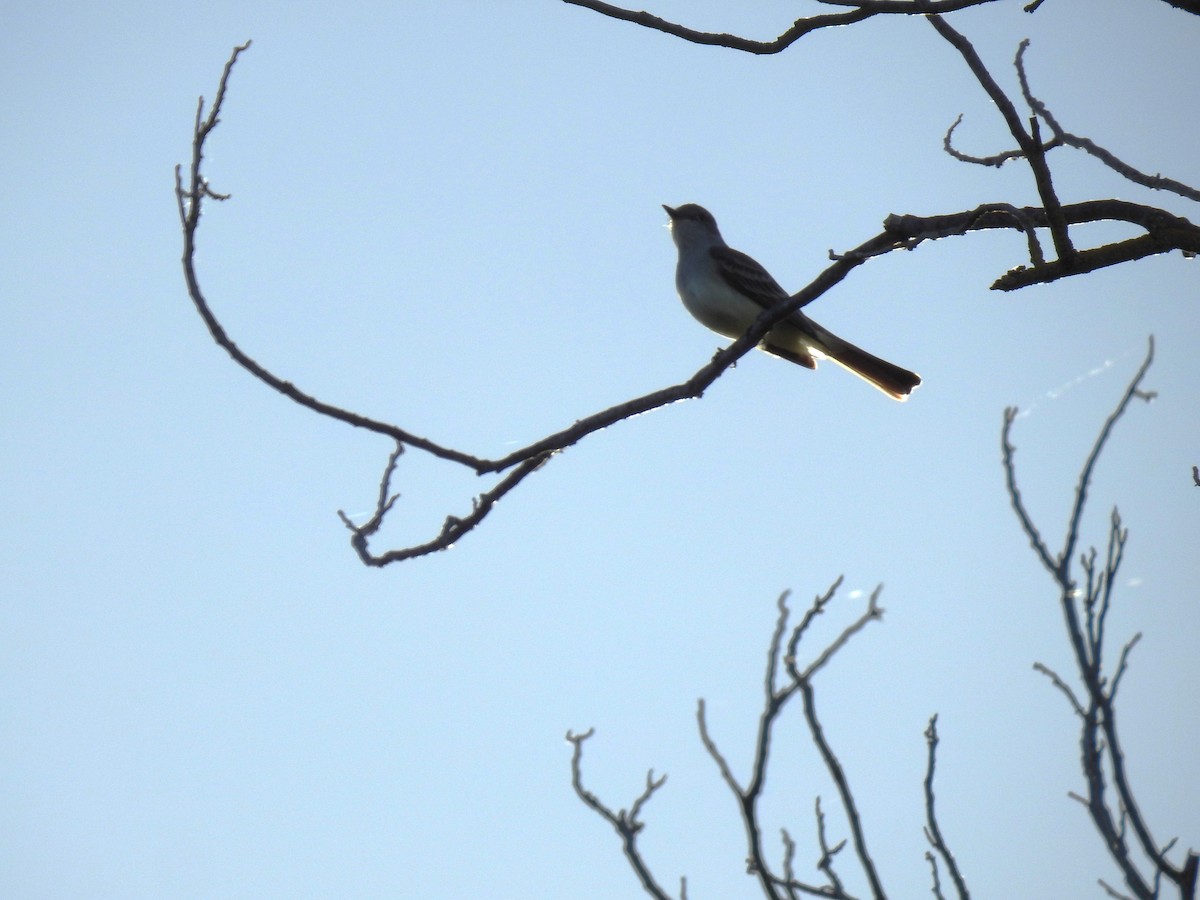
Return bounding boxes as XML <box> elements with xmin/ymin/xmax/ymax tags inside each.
<box><xmin>710</xmin><ymin>246</ymin><xmax>790</xmax><ymax>310</ymax></box>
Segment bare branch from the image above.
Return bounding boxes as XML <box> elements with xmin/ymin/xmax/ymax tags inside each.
<box><xmin>1108</xmin><ymin>633</ymin><xmax>1142</xmax><ymax>700</ymax></box>
<box><xmin>926</xmin><ymin>851</ymin><xmax>947</xmax><ymax>900</ymax></box>
<box><xmin>1002</xmin><ymin>338</ymin><xmax>1198</xmax><ymax>899</ymax></box>
<box><xmin>696</xmin><ymin>699</ymin><xmax>746</xmax><ymax>798</ymax></box>
<box><xmin>922</xmin><ymin>716</ymin><xmax>971</xmax><ymax>900</ymax></box>
<box><xmin>561</xmin><ymin>0</ymin><xmax>1003</xmax><ymax>56</ymax></box>
<box><xmin>781</xmin><ymin>828</ymin><xmax>798</xmax><ymax>889</ymax></box>
<box><xmin>1000</xmin><ymin>406</ymin><xmax>1059</xmax><ymax>577</ymax></box>
<box><xmin>180</xmin><ymin>24</ymin><xmax>1199</xmax><ymax>568</ymax></box>
<box><xmin>938</xmin><ymin>32</ymin><xmax>1200</xmax><ymax>292</ymax></box>
<box><xmin>336</xmin><ymin>442</ymin><xmax>403</xmax><ymax>542</ymax></box>
<box><xmin>1092</xmin><ymin>509</ymin><xmax>1129</xmax><ymax>667</ymax></box>
<box><xmin>778</xmin><ymin>824</ymin><xmax>848</xmax><ymax>899</ymax></box>
<box><xmin>565</xmin><ymin>729</ymin><xmax>679</xmax><ymax>900</ymax></box>
<box><xmin>800</xmin><ymin>586</ymin><xmax>883</xmax><ymax>680</ymax></box>
<box><xmin>990</xmin><ymin>230</ymin><xmax>1200</xmax><ymax>290</ymax></box>
<box><xmin>816</xmin><ymin>0</ymin><xmax>1003</xmax><ymax>9</ymax></box>
<box><xmin>928</xmin><ymin>16</ymin><xmax>1074</xmax><ymax>262</ymax></box>
<box><xmin>697</xmin><ymin>696</ymin><xmax>787</xmax><ymax>897</ymax></box>
<box><xmin>765</xmin><ymin>591</ymin><xmax>792</xmax><ymax>700</ymax></box>
<box><xmin>339</xmin><ymin>451</ymin><xmax>552</xmax><ymax>566</ymax></box>
<box><xmin>943</xmin><ymin>112</ymin><xmax>1061</xmax><ymax>169</ymax></box>
<box><xmin>1014</xmin><ymin>41</ymin><xmax>1200</xmax><ymax>203</ymax></box>
<box><xmin>787</xmin><ymin>577</ymin><xmax>843</xmax><ymax>661</ymax></box>
<box><xmin>776</xmin><ymin>584</ymin><xmax>888</xmax><ymax>899</ymax></box>
<box><xmin>814</xmin><ymin>797</ymin><xmax>851</xmax><ymax>894</ymax></box>
<box><xmin>1098</xmin><ymin>878</ymin><xmax>1137</xmax><ymax>900</ymax></box>
<box><xmin>176</xmin><ymin>45</ymin><xmax>488</xmax><ymax>471</ymax></box>
<box><xmin>882</xmin><ymin>201</ymin><xmax>1200</xmax><ymax>292</ymax></box>
<box><xmin>1061</xmin><ymin>339</ymin><xmax>1155</xmax><ymax>574</ymax></box>
<box><xmin>697</xmin><ymin>584</ymin><xmax>887</xmax><ymax>899</ymax></box>
<box><xmin>797</xmin><ymin>678</ymin><xmax>885</xmax><ymax>900</ymax></box>
<box><xmin>1032</xmin><ymin>661</ymin><xmax>1085</xmax><ymax>717</ymax></box>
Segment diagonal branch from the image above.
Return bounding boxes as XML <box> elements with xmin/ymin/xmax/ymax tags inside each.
<box><xmin>884</xmin><ymin>202</ymin><xmax>1200</xmax><ymax>292</ymax></box>
<box><xmin>783</xmin><ymin>585</ymin><xmax>887</xmax><ymax>899</ymax></box>
<box><xmin>1012</xmin><ymin>39</ymin><xmax>1200</xmax><ymax>205</ymax></box>
<box><xmin>697</xmin><ymin>583</ymin><xmax>886</xmax><ymax>899</ymax></box>
<box><xmin>797</xmin><ymin>677</ymin><xmax>885</xmax><ymax>900</ymax></box>
<box><xmin>928</xmin><ymin>16</ymin><xmax>1074</xmax><ymax>263</ymax></box>
<box><xmin>944</xmin><ymin>36</ymin><xmax>1200</xmax><ymax>209</ymax></box>
<box><xmin>566</xmin><ymin>729</ymin><xmax>680</xmax><ymax>900</ymax></box>
<box><xmin>178</xmin><ymin>50</ymin><xmax>929</xmax><ymax>566</ymax></box>
<box><xmin>337</xmin><ymin>449</ymin><xmax>553</xmax><ymax>565</ymax></box>
<box><xmin>1059</xmin><ymin>338</ymin><xmax>1155</xmax><ymax>574</ymax></box>
<box><xmin>1000</xmin><ymin>406</ymin><xmax>1059</xmax><ymax>577</ymax></box>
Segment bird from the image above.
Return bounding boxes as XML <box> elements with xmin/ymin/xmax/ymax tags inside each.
<box><xmin>663</xmin><ymin>203</ymin><xmax>921</xmax><ymax>401</ymax></box>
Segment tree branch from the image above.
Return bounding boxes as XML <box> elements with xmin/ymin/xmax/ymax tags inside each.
<box><xmin>928</xmin><ymin>16</ymin><xmax>1075</xmax><ymax>263</ymax></box>
<box><xmin>1002</xmin><ymin>339</ymin><xmax>1197</xmax><ymax>899</ymax></box>
<box><xmin>923</xmin><ymin>716</ymin><xmax>971</xmax><ymax>900</ymax></box>
<box><xmin>1013</xmin><ymin>40</ymin><xmax>1200</xmax><ymax>204</ymax></box>
<box><xmin>561</xmin><ymin>0</ymin><xmax>1003</xmax><ymax>56</ymax></box>
<box><xmin>566</xmin><ymin>728</ymin><xmax>680</xmax><ymax>900</ymax></box>
<box><xmin>694</xmin><ymin>583</ymin><xmax>887</xmax><ymax>898</ymax></box>
<box><xmin>179</xmin><ymin>24</ymin><xmax>1199</xmax><ymax>566</ymax></box>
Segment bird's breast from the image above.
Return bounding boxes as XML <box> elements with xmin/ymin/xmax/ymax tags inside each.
<box><xmin>676</xmin><ymin>263</ymin><xmax>763</xmax><ymax>340</ymax></box>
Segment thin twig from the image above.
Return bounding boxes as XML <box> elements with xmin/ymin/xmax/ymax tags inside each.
<box><xmin>814</xmin><ymin>796</ymin><xmax>850</xmax><ymax>894</ymax></box>
<box><xmin>1060</xmin><ymin>338</ymin><xmax>1155</xmax><ymax>576</ymax></box>
<box><xmin>699</xmin><ymin>583</ymin><xmax>885</xmax><ymax>899</ymax></box>
<box><xmin>798</xmin><ymin>679</ymin><xmax>885</xmax><ymax>900</ymax></box>
<box><xmin>1001</xmin><ymin>338</ymin><xmax>1200</xmax><ymax>899</ymax></box>
<box><xmin>1032</xmin><ymin>662</ymin><xmax>1085</xmax><ymax>717</ymax></box>
<box><xmin>928</xmin><ymin>16</ymin><xmax>1074</xmax><ymax>263</ymax></box>
<box><xmin>565</xmin><ymin>729</ymin><xmax>678</xmax><ymax>900</ymax></box>
<box><xmin>923</xmin><ymin>716</ymin><xmax>971</xmax><ymax>899</ymax></box>
<box><xmin>1015</xmin><ymin>41</ymin><xmax>1200</xmax><ymax>204</ymax></box>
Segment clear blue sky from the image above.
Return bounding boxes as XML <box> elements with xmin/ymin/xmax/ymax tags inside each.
<box><xmin>2</xmin><ymin>2</ymin><xmax>1197</xmax><ymax>898</ymax></box>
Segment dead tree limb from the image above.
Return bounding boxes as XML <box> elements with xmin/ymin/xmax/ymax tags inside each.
<box><xmin>1002</xmin><ymin>338</ymin><xmax>1197</xmax><ymax>900</ymax></box>
<box><xmin>178</xmin><ymin>16</ymin><xmax>1199</xmax><ymax>564</ymax></box>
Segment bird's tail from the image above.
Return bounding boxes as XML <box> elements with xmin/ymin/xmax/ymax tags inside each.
<box><xmin>809</xmin><ymin>323</ymin><xmax>922</xmax><ymax>401</ymax></box>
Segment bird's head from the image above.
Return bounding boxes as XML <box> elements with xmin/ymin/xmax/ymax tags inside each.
<box><xmin>663</xmin><ymin>203</ymin><xmax>722</xmax><ymax>246</ymax></box>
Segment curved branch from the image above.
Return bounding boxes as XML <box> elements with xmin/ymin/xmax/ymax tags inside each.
<box><xmin>945</xmin><ymin>37</ymin><xmax>1200</xmax><ymax>207</ymax></box>
<box><xmin>180</xmin><ymin>43</ymin><xmax>1198</xmax><ymax>565</ymax></box>
<box><xmin>337</xmin><ymin>449</ymin><xmax>552</xmax><ymax>566</ymax></box>
<box><xmin>561</xmin><ymin>0</ymin><xmax>1004</xmax><ymax>56</ymax></box>
<box><xmin>174</xmin><ymin>49</ymin><xmax>918</xmax><ymax>564</ymax></box>
<box><xmin>798</xmin><ymin>679</ymin><xmax>885</xmax><ymax>900</ymax></box>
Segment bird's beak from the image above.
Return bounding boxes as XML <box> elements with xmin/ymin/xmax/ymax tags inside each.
<box><xmin>662</xmin><ymin>204</ymin><xmax>677</xmax><ymax>219</ymax></box>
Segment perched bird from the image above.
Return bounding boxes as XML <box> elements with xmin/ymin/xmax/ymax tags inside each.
<box><xmin>664</xmin><ymin>203</ymin><xmax>921</xmax><ymax>401</ymax></box>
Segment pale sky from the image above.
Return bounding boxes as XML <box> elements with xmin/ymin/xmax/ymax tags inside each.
<box><xmin>2</xmin><ymin>2</ymin><xmax>1198</xmax><ymax>898</ymax></box>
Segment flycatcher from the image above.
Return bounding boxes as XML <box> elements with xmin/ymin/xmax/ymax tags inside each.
<box><xmin>664</xmin><ymin>203</ymin><xmax>921</xmax><ymax>401</ymax></box>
